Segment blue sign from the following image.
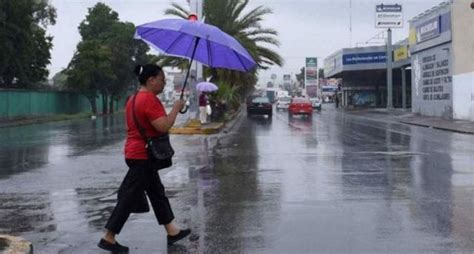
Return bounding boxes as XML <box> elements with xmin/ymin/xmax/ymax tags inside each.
<box><xmin>376</xmin><ymin>4</ymin><xmax>402</xmax><ymax>12</ymax></box>
<box><xmin>415</xmin><ymin>12</ymin><xmax>450</xmax><ymax>43</ymax></box>
<box><xmin>342</xmin><ymin>52</ymin><xmax>386</xmax><ymax>65</ymax></box>
<box><xmin>416</xmin><ymin>17</ymin><xmax>440</xmax><ymax>43</ymax></box>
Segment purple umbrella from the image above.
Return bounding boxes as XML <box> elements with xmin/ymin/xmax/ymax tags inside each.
<box><xmin>135</xmin><ymin>18</ymin><xmax>256</xmax><ymax>112</ymax></box>
<box><xmin>196</xmin><ymin>82</ymin><xmax>218</xmax><ymax>92</ymax></box>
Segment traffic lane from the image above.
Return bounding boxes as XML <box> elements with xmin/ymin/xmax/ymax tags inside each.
<box><xmin>0</xmin><ymin>106</ymin><xmax>472</xmax><ymax>253</ymax></box>
<box><xmin>0</xmin><ymin>113</ymin><xmax>202</xmax><ymax>253</ymax></box>
<box><xmin>213</xmin><ymin>107</ymin><xmax>473</xmax><ymax>253</ymax></box>
<box><xmin>0</xmin><ymin>109</ymin><xmax>189</xmax><ymax>180</ymax></box>
<box><xmin>0</xmin><ymin>116</ymin><xmax>126</xmax><ymax>180</ymax></box>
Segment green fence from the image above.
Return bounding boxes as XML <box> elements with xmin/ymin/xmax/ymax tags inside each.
<box><xmin>0</xmin><ymin>89</ymin><xmax>127</xmax><ymax>119</ymax></box>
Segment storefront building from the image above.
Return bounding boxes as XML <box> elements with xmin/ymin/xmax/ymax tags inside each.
<box><xmin>409</xmin><ymin>0</ymin><xmax>474</xmax><ymax>121</ymax></box>
<box><xmin>324</xmin><ymin>44</ymin><xmax>410</xmax><ymax>108</ymax></box>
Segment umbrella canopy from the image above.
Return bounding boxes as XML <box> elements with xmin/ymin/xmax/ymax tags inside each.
<box><xmin>196</xmin><ymin>82</ymin><xmax>218</xmax><ymax>92</ymax></box>
<box><xmin>135</xmin><ymin>19</ymin><xmax>256</xmax><ymax>72</ymax></box>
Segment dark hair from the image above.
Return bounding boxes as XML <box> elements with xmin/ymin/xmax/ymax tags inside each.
<box><xmin>134</xmin><ymin>64</ymin><xmax>163</xmax><ymax>85</ymax></box>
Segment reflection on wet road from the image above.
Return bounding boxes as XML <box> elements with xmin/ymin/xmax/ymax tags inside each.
<box><xmin>0</xmin><ymin>105</ymin><xmax>473</xmax><ymax>253</ymax></box>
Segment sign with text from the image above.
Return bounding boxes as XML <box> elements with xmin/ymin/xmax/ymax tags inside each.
<box><xmin>343</xmin><ymin>52</ymin><xmax>386</xmax><ymax>65</ymax></box>
<box><xmin>412</xmin><ymin>48</ymin><xmax>452</xmax><ymax>101</ymax></box>
<box><xmin>394</xmin><ymin>46</ymin><xmax>408</xmax><ymax>62</ymax></box>
<box><xmin>305</xmin><ymin>57</ymin><xmax>318</xmax><ymax>88</ymax></box>
<box><xmin>375</xmin><ymin>4</ymin><xmax>403</xmax><ymax>28</ymax></box>
<box><xmin>416</xmin><ymin>16</ymin><xmax>440</xmax><ymax>43</ymax></box>
<box><xmin>305</xmin><ymin>57</ymin><xmax>318</xmax><ymax>68</ymax></box>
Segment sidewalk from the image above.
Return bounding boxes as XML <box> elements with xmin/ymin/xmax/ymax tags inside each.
<box><xmin>0</xmin><ymin>235</ymin><xmax>32</xmax><ymax>254</ymax></box>
<box><xmin>348</xmin><ymin>108</ymin><xmax>474</xmax><ymax>134</ymax></box>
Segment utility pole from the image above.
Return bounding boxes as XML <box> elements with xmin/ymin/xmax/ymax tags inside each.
<box><xmin>189</xmin><ymin>0</ymin><xmax>203</xmax><ymax>116</ymax></box>
<box><xmin>376</xmin><ymin>3</ymin><xmax>401</xmax><ymax>110</ymax></box>
<box><xmin>386</xmin><ymin>28</ymin><xmax>393</xmax><ymax>109</ymax></box>
<box><xmin>349</xmin><ymin>0</ymin><xmax>352</xmax><ymax>47</ymax></box>
<box><xmin>401</xmin><ymin>66</ymin><xmax>406</xmax><ymax>109</ymax></box>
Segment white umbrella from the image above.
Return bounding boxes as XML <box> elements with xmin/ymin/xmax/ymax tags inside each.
<box><xmin>196</xmin><ymin>82</ymin><xmax>218</xmax><ymax>92</ymax></box>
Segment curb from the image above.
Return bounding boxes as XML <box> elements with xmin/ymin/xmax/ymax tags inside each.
<box><xmin>0</xmin><ymin>235</ymin><xmax>33</xmax><ymax>254</ymax></box>
<box><xmin>345</xmin><ymin>109</ymin><xmax>474</xmax><ymax>135</ymax></box>
<box><xmin>170</xmin><ymin>108</ymin><xmax>242</xmax><ymax>135</ymax></box>
<box><xmin>399</xmin><ymin>120</ymin><xmax>474</xmax><ymax>134</ymax></box>
<box><xmin>170</xmin><ymin>122</ymin><xmax>224</xmax><ymax>135</ymax></box>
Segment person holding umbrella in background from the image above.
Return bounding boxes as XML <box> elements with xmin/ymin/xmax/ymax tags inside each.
<box><xmin>197</xmin><ymin>81</ymin><xmax>218</xmax><ymax>124</ymax></box>
<box><xmin>198</xmin><ymin>91</ymin><xmax>209</xmax><ymax>124</ymax></box>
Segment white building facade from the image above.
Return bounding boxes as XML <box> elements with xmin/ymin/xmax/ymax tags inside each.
<box><xmin>409</xmin><ymin>0</ymin><xmax>474</xmax><ymax>121</ymax></box>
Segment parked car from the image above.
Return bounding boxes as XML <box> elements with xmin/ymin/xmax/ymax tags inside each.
<box><xmin>310</xmin><ymin>97</ymin><xmax>322</xmax><ymax>110</ymax></box>
<box><xmin>247</xmin><ymin>96</ymin><xmax>272</xmax><ymax>118</ymax></box>
<box><xmin>288</xmin><ymin>97</ymin><xmax>313</xmax><ymax>117</ymax></box>
<box><xmin>276</xmin><ymin>96</ymin><xmax>291</xmax><ymax>110</ymax></box>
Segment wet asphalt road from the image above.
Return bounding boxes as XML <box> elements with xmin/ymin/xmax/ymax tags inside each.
<box><xmin>0</xmin><ymin>104</ymin><xmax>473</xmax><ymax>253</ymax></box>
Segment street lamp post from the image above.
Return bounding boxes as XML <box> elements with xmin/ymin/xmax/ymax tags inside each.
<box><xmin>386</xmin><ymin>28</ymin><xmax>393</xmax><ymax>109</ymax></box>
<box><xmin>189</xmin><ymin>0</ymin><xmax>204</xmax><ymax>117</ymax></box>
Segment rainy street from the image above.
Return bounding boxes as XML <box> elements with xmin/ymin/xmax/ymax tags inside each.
<box><xmin>0</xmin><ymin>105</ymin><xmax>473</xmax><ymax>253</ymax></box>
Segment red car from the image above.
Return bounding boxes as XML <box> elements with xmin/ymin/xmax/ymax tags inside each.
<box><xmin>288</xmin><ymin>97</ymin><xmax>313</xmax><ymax>117</ymax></box>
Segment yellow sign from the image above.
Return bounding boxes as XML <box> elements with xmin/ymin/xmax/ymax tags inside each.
<box><xmin>394</xmin><ymin>46</ymin><xmax>408</xmax><ymax>62</ymax></box>
<box><xmin>409</xmin><ymin>28</ymin><xmax>417</xmax><ymax>45</ymax></box>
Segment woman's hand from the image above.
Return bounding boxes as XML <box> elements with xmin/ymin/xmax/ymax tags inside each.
<box><xmin>151</xmin><ymin>99</ymin><xmax>186</xmax><ymax>133</ymax></box>
<box><xmin>173</xmin><ymin>99</ymin><xmax>185</xmax><ymax>111</ymax></box>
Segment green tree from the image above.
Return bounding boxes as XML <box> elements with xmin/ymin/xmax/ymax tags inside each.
<box><xmin>52</xmin><ymin>69</ymin><xmax>68</xmax><ymax>89</ymax></box>
<box><xmin>296</xmin><ymin>67</ymin><xmax>305</xmax><ymax>83</ymax></box>
<box><xmin>106</xmin><ymin>21</ymin><xmax>151</xmax><ymax>113</ymax></box>
<box><xmin>66</xmin><ymin>3</ymin><xmax>150</xmax><ymax>115</ymax></box>
<box><xmin>0</xmin><ymin>0</ymin><xmax>56</xmax><ymax>87</ymax></box>
<box><xmin>163</xmin><ymin>0</ymin><xmax>283</xmax><ymax>102</ymax></box>
<box><xmin>318</xmin><ymin>68</ymin><xmax>325</xmax><ymax>79</ymax></box>
<box><xmin>66</xmin><ymin>40</ymin><xmax>115</xmax><ymax>115</ymax></box>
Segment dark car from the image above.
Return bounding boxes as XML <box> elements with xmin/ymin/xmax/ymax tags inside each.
<box><xmin>247</xmin><ymin>96</ymin><xmax>272</xmax><ymax>118</ymax></box>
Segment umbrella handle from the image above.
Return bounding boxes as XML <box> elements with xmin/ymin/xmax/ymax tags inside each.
<box><xmin>179</xmin><ymin>99</ymin><xmax>190</xmax><ymax>114</ymax></box>
<box><xmin>178</xmin><ymin>37</ymin><xmax>200</xmax><ymax>114</ymax></box>
<box><xmin>179</xmin><ymin>105</ymin><xmax>189</xmax><ymax>114</ymax></box>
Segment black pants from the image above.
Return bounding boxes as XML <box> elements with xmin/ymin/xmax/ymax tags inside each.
<box><xmin>105</xmin><ymin>159</ymin><xmax>175</xmax><ymax>234</ymax></box>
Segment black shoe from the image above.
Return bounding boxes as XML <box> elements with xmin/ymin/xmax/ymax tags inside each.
<box><xmin>167</xmin><ymin>229</ymin><xmax>191</xmax><ymax>246</ymax></box>
<box><xmin>98</xmin><ymin>238</ymin><xmax>129</xmax><ymax>253</ymax></box>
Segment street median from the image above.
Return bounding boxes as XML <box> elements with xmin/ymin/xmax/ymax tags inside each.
<box><xmin>170</xmin><ymin>119</ymin><xmax>225</xmax><ymax>135</ymax></box>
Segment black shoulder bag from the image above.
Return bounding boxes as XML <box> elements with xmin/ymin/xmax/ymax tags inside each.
<box><xmin>132</xmin><ymin>93</ymin><xmax>174</xmax><ymax>170</ymax></box>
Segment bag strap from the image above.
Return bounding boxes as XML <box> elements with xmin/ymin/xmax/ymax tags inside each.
<box><xmin>131</xmin><ymin>92</ymin><xmax>149</xmax><ymax>142</ymax></box>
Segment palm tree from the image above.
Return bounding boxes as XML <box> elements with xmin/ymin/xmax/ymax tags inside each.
<box><xmin>162</xmin><ymin>0</ymin><xmax>283</xmax><ymax>96</ymax></box>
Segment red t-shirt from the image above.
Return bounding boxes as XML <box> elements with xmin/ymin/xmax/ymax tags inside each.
<box><xmin>124</xmin><ymin>91</ymin><xmax>166</xmax><ymax>159</ymax></box>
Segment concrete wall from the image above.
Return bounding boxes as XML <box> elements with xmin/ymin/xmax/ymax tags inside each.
<box><xmin>451</xmin><ymin>0</ymin><xmax>474</xmax><ymax>121</ymax></box>
<box><xmin>324</xmin><ymin>50</ymin><xmax>343</xmax><ymax>77</ymax></box>
<box><xmin>409</xmin><ymin>2</ymin><xmax>454</xmax><ymax>119</ymax></box>
<box><xmin>411</xmin><ymin>44</ymin><xmax>453</xmax><ymax>118</ymax></box>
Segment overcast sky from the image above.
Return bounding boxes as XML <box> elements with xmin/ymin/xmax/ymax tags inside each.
<box><xmin>47</xmin><ymin>0</ymin><xmax>446</xmax><ymax>84</ymax></box>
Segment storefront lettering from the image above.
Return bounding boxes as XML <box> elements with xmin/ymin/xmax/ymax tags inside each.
<box><xmin>420</xmin><ymin>51</ymin><xmax>451</xmax><ymax>101</ymax></box>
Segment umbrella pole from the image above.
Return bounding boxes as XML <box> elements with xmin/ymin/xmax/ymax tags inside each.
<box><xmin>180</xmin><ymin>37</ymin><xmax>201</xmax><ymax>100</ymax></box>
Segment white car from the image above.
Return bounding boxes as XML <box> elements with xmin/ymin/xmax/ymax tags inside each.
<box><xmin>276</xmin><ymin>96</ymin><xmax>291</xmax><ymax>110</ymax></box>
<box><xmin>310</xmin><ymin>97</ymin><xmax>322</xmax><ymax>110</ymax></box>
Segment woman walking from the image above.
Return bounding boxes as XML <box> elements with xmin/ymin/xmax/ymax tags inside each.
<box><xmin>98</xmin><ymin>64</ymin><xmax>191</xmax><ymax>253</ymax></box>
